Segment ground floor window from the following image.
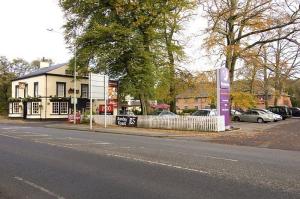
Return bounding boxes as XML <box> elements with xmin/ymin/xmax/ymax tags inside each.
<box><xmin>13</xmin><ymin>102</ymin><xmax>20</xmax><ymax>113</ymax></box>
<box><xmin>32</xmin><ymin>102</ymin><xmax>40</xmax><ymax>114</ymax></box>
<box><xmin>52</xmin><ymin>102</ymin><xmax>69</xmax><ymax>115</ymax></box>
<box><xmin>52</xmin><ymin>102</ymin><xmax>59</xmax><ymax>114</ymax></box>
<box><xmin>60</xmin><ymin>102</ymin><xmax>68</xmax><ymax>114</ymax></box>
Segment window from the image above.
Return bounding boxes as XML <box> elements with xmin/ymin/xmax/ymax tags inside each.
<box><xmin>194</xmin><ymin>98</ymin><xmax>198</xmax><ymax>103</ymax></box>
<box><xmin>56</xmin><ymin>82</ymin><xmax>66</xmax><ymax>97</ymax></box>
<box><xmin>52</xmin><ymin>102</ymin><xmax>68</xmax><ymax>114</ymax></box>
<box><xmin>184</xmin><ymin>106</ymin><xmax>188</xmax><ymax>110</ymax></box>
<box><xmin>60</xmin><ymin>102</ymin><xmax>68</xmax><ymax>114</ymax></box>
<box><xmin>24</xmin><ymin>84</ymin><xmax>28</xmax><ymax>98</ymax></box>
<box><xmin>15</xmin><ymin>85</ymin><xmax>19</xmax><ymax>98</ymax></box>
<box><xmin>32</xmin><ymin>102</ymin><xmax>39</xmax><ymax>114</ymax></box>
<box><xmin>52</xmin><ymin>102</ymin><xmax>59</xmax><ymax>114</ymax></box>
<box><xmin>13</xmin><ymin>102</ymin><xmax>20</xmax><ymax>113</ymax></box>
<box><xmin>81</xmin><ymin>84</ymin><xmax>89</xmax><ymax>98</ymax></box>
<box><xmin>194</xmin><ymin>106</ymin><xmax>198</xmax><ymax>110</ymax></box>
<box><xmin>34</xmin><ymin>82</ymin><xmax>38</xmax><ymax>97</ymax></box>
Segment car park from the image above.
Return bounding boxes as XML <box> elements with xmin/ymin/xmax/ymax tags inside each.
<box><xmin>251</xmin><ymin>108</ymin><xmax>282</xmax><ymax>122</ymax></box>
<box><xmin>267</xmin><ymin>106</ymin><xmax>291</xmax><ymax>120</ymax></box>
<box><xmin>289</xmin><ymin>107</ymin><xmax>300</xmax><ymax>117</ymax></box>
<box><xmin>233</xmin><ymin>110</ymin><xmax>274</xmax><ymax>123</ymax></box>
<box><xmin>192</xmin><ymin>109</ymin><xmax>217</xmax><ymax>116</ymax></box>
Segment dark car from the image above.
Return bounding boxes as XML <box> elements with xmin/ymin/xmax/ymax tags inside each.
<box><xmin>267</xmin><ymin>106</ymin><xmax>291</xmax><ymax>120</ymax></box>
<box><xmin>192</xmin><ymin>109</ymin><xmax>217</xmax><ymax>116</ymax></box>
<box><xmin>289</xmin><ymin>107</ymin><xmax>300</xmax><ymax>117</ymax></box>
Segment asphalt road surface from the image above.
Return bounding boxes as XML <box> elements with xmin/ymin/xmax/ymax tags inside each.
<box><xmin>0</xmin><ymin>123</ymin><xmax>299</xmax><ymax>199</ymax></box>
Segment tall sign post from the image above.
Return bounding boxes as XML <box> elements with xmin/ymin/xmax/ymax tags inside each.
<box><xmin>89</xmin><ymin>73</ymin><xmax>109</xmax><ymax>130</ymax></box>
<box><xmin>217</xmin><ymin>68</ymin><xmax>230</xmax><ymax>129</ymax></box>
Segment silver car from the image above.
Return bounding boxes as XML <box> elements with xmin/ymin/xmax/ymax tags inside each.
<box><xmin>234</xmin><ymin>110</ymin><xmax>273</xmax><ymax>123</ymax></box>
<box><xmin>252</xmin><ymin>108</ymin><xmax>282</xmax><ymax>122</ymax></box>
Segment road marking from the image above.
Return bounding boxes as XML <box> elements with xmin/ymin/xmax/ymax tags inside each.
<box><xmin>0</xmin><ymin>133</ymin><xmax>23</xmax><ymax>140</ymax></box>
<box><xmin>176</xmin><ymin>152</ymin><xmax>239</xmax><ymax>162</ymax></box>
<box><xmin>63</xmin><ymin>142</ymin><xmax>111</xmax><ymax>146</ymax></box>
<box><xmin>2</xmin><ymin>127</ymin><xmax>29</xmax><ymax>130</ymax></box>
<box><xmin>202</xmin><ymin>155</ymin><xmax>238</xmax><ymax>162</ymax></box>
<box><xmin>14</xmin><ymin>176</ymin><xmax>65</xmax><ymax>199</ymax></box>
<box><xmin>106</xmin><ymin>153</ymin><xmax>209</xmax><ymax>174</ymax></box>
<box><xmin>18</xmin><ymin>134</ymin><xmax>49</xmax><ymax>137</ymax></box>
<box><xmin>33</xmin><ymin>140</ymin><xmax>74</xmax><ymax>149</ymax></box>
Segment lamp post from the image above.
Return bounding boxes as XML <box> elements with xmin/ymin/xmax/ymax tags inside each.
<box><xmin>47</xmin><ymin>28</ymin><xmax>77</xmax><ymax>124</ymax></box>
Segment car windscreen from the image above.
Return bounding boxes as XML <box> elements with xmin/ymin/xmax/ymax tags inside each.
<box><xmin>192</xmin><ymin>110</ymin><xmax>209</xmax><ymax>116</ymax></box>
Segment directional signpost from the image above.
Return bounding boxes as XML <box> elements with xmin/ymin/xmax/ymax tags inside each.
<box><xmin>89</xmin><ymin>73</ymin><xmax>109</xmax><ymax>130</ymax></box>
<box><xmin>217</xmin><ymin>68</ymin><xmax>230</xmax><ymax>130</ymax></box>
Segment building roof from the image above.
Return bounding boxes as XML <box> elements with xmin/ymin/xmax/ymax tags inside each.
<box><xmin>176</xmin><ymin>87</ymin><xmax>209</xmax><ymax>99</ymax></box>
<box><xmin>14</xmin><ymin>63</ymin><xmax>67</xmax><ymax>81</ymax></box>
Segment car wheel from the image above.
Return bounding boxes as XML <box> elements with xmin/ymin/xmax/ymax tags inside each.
<box><xmin>234</xmin><ymin>116</ymin><xmax>240</xmax><ymax>121</ymax></box>
<box><xmin>257</xmin><ymin>118</ymin><xmax>264</xmax><ymax>123</ymax></box>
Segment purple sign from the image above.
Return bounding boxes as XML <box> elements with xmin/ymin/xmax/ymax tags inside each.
<box><xmin>217</xmin><ymin>68</ymin><xmax>230</xmax><ymax>128</ymax></box>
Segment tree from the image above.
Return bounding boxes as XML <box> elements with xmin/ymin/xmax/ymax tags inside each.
<box><xmin>59</xmin><ymin>0</ymin><xmax>197</xmax><ymax>114</ymax></box>
<box><xmin>201</xmin><ymin>0</ymin><xmax>300</xmax><ymax>83</ymax></box>
<box><xmin>159</xmin><ymin>0</ymin><xmax>197</xmax><ymax>112</ymax></box>
<box><xmin>10</xmin><ymin>58</ymin><xmax>32</xmax><ymax>77</ymax></box>
<box><xmin>0</xmin><ymin>56</ymin><xmax>16</xmax><ymax>114</ymax></box>
<box><xmin>264</xmin><ymin>32</ymin><xmax>300</xmax><ymax>105</ymax></box>
<box><xmin>60</xmin><ymin>0</ymin><xmax>169</xmax><ymax>114</ymax></box>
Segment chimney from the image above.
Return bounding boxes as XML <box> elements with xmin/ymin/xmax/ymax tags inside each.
<box><xmin>40</xmin><ymin>61</ymin><xmax>50</xmax><ymax>68</ymax></box>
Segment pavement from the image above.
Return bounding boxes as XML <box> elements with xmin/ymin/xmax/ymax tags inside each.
<box><xmin>0</xmin><ymin>123</ymin><xmax>299</xmax><ymax>199</ymax></box>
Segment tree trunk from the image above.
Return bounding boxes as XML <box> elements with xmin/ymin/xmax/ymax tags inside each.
<box><xmin>167</xmin><ymin>42</ymin><xmax>176</xmax><ymax>113</ymax></box>
<box><xmin>139</xmin><ymin>93</ymin><xmax>147</xmax><ymax>115</ymax></box>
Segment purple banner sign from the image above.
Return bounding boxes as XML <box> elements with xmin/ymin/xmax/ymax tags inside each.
<box><xmin>217</xmin><ymin>68</ymin><xmax>230</xmax><ymax>128</ymax></box>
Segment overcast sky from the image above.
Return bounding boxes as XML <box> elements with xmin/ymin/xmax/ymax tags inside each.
<box><xmin>0</xmin><ymin>1</ymin><xmax>210</xmax><ymax>71</ymax></box>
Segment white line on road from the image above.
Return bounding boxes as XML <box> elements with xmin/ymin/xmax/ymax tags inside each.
<box><xmin>18</xmin><ymin>134</ymin><xmax>49</xmax><ymax>137</ymax></box>
<box><xmin>13</xmin><ymin>176</ymin><xmax>66</xmax><ymax>199</ymax></box>
<box><xmin>202</xmin><ymin>155</ymin><xmax>238</xmax><ymax>162</ymax></box>
<box><xmin>106</xmin><ymin>153</ymin><xmax>209</xmax><ymax>174</ymax></box>
<box><xmin>0</xmin><ymin>133</ymin><xmax>23</xmax><ymax>140</ymax></box>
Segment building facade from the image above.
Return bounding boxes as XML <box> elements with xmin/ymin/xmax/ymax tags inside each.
<box><xmin>8</xmin><ymin>63</ymin><xmax>118</xmax><ymax>119</ymax></box>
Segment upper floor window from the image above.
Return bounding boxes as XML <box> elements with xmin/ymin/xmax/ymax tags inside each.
<box><xmin>24</xmin><ymin>84</ymin><xmax>28</xmax><ymax>98</ymax></box>
<box><xmin>34</xmin><ymin>82</ymin><xmax>39</xmax><ymax>97</ymax></box>
<box><xmin>15</xmin><ymin>85</ymin><xmax>19</xmax><ymax>98</ymax></box>
<box><xmin>56</xmin><ymin>82</ymin><xmax>66</xmax><ymax>97</ymax></box>
<box><xmin>81</xmin><ymin>84</ymin><xmax>89</xmax><ymax>98</ymax></box>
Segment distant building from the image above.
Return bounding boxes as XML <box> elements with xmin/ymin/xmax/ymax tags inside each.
<box><xmin>8</xmin><ymin>63</ymin><xmax>118</xmax><ymax>119</ymax></box>
<box><xmin>176</xmin><ymin>87</ymin><xmax>212</xmax><ymax>111</ymax></box>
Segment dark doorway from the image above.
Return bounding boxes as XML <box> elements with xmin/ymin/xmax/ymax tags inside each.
<box><xmin>23</xmin><ymin>102</ymin><xmax>27</xmax><ymax>119</ymax></box>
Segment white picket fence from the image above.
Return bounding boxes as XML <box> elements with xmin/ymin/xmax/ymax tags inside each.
<box><xmin>93</xmin><ymin>115</ymin><xmax>225</xmax><ymax>132</ymax></box>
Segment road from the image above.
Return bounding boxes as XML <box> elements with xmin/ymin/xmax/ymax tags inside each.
<box><xmin>0</xmin><ymin>123</ymin><xmax>299</xmax><ymax>199</ymax></box>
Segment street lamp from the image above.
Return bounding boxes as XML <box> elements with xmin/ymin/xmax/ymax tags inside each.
<box><xmin>46</xmin><ymin>28</ymin><xmax>77</xmax><ymax>124</ymax></box>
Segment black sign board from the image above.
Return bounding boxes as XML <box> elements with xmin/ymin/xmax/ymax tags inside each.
<box><xmin>116</xmin><ymin>116</ymin><xmax>138</xmax><ymax>127</ymax></box>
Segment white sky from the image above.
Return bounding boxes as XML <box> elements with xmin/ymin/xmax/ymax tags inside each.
<box><xmin>0</xmin><ymin>1</ymin><xmax>210</xmax><ymax>71</ymax></box>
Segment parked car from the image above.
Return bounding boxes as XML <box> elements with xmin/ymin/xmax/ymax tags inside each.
<box><xmin>251</xmin><ymin>108</ymin><xmax>282</xmax><ymax>122</ymax></box>
<box><xmin>231</xmin><ymin>109</ymin><xmax>242</xmax><ymax>121</ymax></box>
<box><xmin>192</xmin><ymin>109</ymin><xmax>217</xmax><ymax>116</ymax></box>
<box><xmin>233</xmin><ymin>110</ymin><xmax>273</xmax><ymax>123</ymax></box>
<box><xmin>267</xmin><ymin>106</ymin><xmax>292</xmax><ymax>120</ymax></box>
<box><xmin>289</xmin><ymin>107</ymin><xmax>300</xmax><ymax>117</ymax></box>
<box><xmin>158</xmin><ymin>111</ymin><xmax>177</xmax><ymax>117</ymax></box>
